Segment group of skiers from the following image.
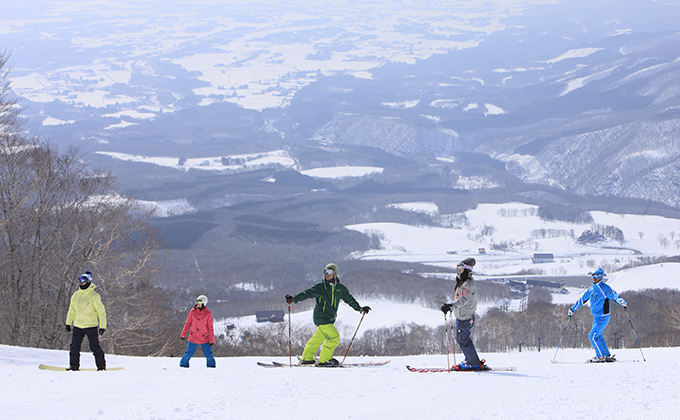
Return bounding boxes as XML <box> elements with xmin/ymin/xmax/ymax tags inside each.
<box><xmin>64</xmin><ymin>259</ymin><xmax>629</xmax><ymax>370</ymax></box>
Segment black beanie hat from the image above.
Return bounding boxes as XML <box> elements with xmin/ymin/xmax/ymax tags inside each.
<box><xmin>461</xmin><ymin>258</ymin><xmax>476</xmax><ymax>269</ymax></box>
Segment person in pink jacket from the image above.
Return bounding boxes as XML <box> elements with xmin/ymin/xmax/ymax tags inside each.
<box><xmin>180</xmin><ymin>295</ymin><xmax>216</xmax><ymax>368</ymax></box>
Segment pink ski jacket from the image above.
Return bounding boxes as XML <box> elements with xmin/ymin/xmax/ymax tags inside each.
<box><xmin>181</xmin><ymin>306</ymin><xmax>215</xmax><ymax>344</ymax></box>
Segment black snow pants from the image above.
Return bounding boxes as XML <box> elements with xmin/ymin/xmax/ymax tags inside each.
<box><xmin>69</xmin><ymin>326</ymin><xmax>106</xmax><ymax>370</ymax></box>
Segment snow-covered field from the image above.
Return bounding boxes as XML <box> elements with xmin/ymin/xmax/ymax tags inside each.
<box><xmin>97</xmin><ymin>150</ymin><xmax>297</xmax><ymax>173</ymax></box>
<box><xmin>219</xmin><ymin>201</ymin><xmax>680</xmax><ymax>334</ymax></box>
<box><xmin>6</xmin><ymin>0</ymin><xmax>541</xmax><ymax>112</ymax></box>
<box><xmin>347</xmin><ymin>202</ymin><xmax>680</xmax><ymax>277</ymax></box>
<box><xmin>2</xmin><ymin>344</ymin><xmax>678</xmax><ymax>420</ymax></box>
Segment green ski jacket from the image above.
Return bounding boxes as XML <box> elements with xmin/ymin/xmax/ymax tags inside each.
<box><xmin>293</xmin><ymin>280</ymin><xmax>362</xmax><ymax>325</ymax></box>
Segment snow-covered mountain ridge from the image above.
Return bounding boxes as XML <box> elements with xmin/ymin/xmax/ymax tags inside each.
<box><xmin>5</xmin><ymin>0</ymin><xmax>680</xmax><ymax>211</ymax></box>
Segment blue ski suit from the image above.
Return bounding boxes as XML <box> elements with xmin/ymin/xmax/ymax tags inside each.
<box><xmin>571</xmin><ymin>281</ymin><xmax>627</xmax><ymax>357</ymax></box>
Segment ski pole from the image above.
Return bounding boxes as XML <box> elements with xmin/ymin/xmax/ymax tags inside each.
<box><xmin>288</xmin><ymin>303</ymin><xmax>292</xmax><ymax>367</ymax></box>
<box><xmin>552</xmin><ymin>315</ymin><xmax>571</xmax><ymax>363</ymax></box>
<box><xmin>341</xmin><ymin>311</ymin><xmax>366</xmax><ymax>365</ymax></box>
<box><xmin>450</xmin><ymin>311</ymin><xmax>457</xmax><ymax>367</ymax></box>
<box><xmin>444</xmin><ymin>311</ymin><xmax>451</xmax><ymax>371</ymax></box>
<box><xmin>625</xmin><ymin>308</ymin><xmax>646</xmax><ymax>361</ymax></box>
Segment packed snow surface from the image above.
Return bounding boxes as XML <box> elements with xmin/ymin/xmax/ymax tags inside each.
<box><xmin>1</xmin><ymin>344</ymin><xmax>677</xmax><ymax>419</ymax></box>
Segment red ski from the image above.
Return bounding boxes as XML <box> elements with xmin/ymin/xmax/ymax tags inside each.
<box><xmin>406</xmin><ymin>365</ymin><xmax>516</xmax><ymax>372</ymax></box>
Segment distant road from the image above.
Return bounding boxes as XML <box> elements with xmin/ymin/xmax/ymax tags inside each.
<box><xmin>602</xmin><ymin>246</ymin><xmax>643</xmax><ymax>255</ymax></box>
<box><xmin>482</xmin><ymin>275</ymin><xmax>592</xmax><ymax>288</ymax></box>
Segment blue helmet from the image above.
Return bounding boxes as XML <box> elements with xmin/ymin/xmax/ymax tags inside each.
<box><xmin>590</xmin><ymin>268</ymin><xmax>605</xmax><ymax>280</ymax></box>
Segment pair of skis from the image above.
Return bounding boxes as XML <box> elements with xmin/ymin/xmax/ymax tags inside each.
<box><xmin>406</xmin><ymin>365</ymin><xmax>516</xmax><ymax>373</ymax></box>
<box><xmin>257</xmin><ymin>360</ymin><xmax>391</xmax><ymax>368</ymax></box>
<box><xmin>552</xmin><ymin>353</ymin><xmax>642</xmax><ymax>364</ymax></box>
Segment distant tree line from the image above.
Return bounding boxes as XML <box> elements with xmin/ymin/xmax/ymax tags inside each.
<box><xmin>585</xmin><ymin>223</ymin><xmax>625</xmax><ymax>245</ymax></box>
<box><xmin>618</xmin><ymin>254</ymin><xmax>680</xmax><ymax>270</ymax></box>
<box><xmin>537</xmin><ymin>204</ymin><xmax>593</xmax><ymax>223</ymax></box>
<box><xmin>343</xmin><ymin>269</ymin><xmax>510</xmax><ymax>309</ymax></box>
<box><xmin>531</xmin><ymin>228</ymin><xmax>574</xmax><ymax>240</ymax></box>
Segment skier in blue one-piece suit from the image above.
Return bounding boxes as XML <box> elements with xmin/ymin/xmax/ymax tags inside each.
<box><xmin>569</xmin><ymin>268</ymin><xmax>627</xmax><ymax>362</ymax></box>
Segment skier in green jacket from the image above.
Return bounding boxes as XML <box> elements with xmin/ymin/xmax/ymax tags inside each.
<box><xmin>65</xmin><ymin>271</ymin><xmax>107</xmax><ymax>371</ymax></box>
<box><xmin>286</xmin><ymin>263</ymin><xmax>370</xmax><ymax>367</ymax></box>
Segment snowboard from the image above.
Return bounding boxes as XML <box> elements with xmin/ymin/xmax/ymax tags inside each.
<box><xmin>38</xmin><ymin>364</ymin><xmax>124</xmax><ymax>371</ymax></box>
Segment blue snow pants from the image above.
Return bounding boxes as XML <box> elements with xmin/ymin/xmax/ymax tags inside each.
<box><xmin>456</xmin><ymin>316</ymin><xmax>481</xmax><ymax>366</ymax></box>
<box><xmin>589</xmin><ymin>314</ymin><xmax>611</xmax><ymax>357</ymax></box>
<box><xmin>180</xmin><ymin>341</ymin><xmax>216</xmax><ymax>368</ymax></box>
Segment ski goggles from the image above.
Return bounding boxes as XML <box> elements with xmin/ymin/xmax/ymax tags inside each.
<box><xmin>457</xmin><ymin>263</ymin><xmax>474</xmax><ymax>271</ymax></box>
<box><xmin>195</xmin><ymin>299</ymin><xmax>205</xmax><ymax>305</ymax></box>
<box><xmin>78</xmin><ymin>275</ymin><xmax>90</xmax><ymax>283</ymax></box>
<box><xmin>324</xmin><ymin>269</ymin><xmax>335</xmax><ymax>275</ymax></box>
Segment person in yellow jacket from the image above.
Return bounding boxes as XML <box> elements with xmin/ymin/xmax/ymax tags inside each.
<box><xmin>65</xmin><ymin>271</ymin><xmax>107</xmax><ymax>371</ymax></box>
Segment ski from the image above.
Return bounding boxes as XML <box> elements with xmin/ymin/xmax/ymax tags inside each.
<box><xmin>38</xmin><ymin>364</ymin><xmax>124</xmax><ymax>371</ymax></box>
<box><xmin>406</xmin><ymin>365</ymin><xmax>516</xmax><ymax>373</ymax></box>
<box><xmin>297</xmin><ymin>355</ymin><xmax>389</xmax><ymax>367</ymax></box>
<box><xmin>551</xmin><ymin>360</ymin><xmax>641</xmax><ymax>364</ymax></box>
<box><xmin>257</xmin><ymin>360</ymin><xmax>390</xmax><ymax>368</ymax></box>
<box><xmin>257</xmin><ymin>362</ymin><xmax>283</xmax><ymax>368</ymax></box>
<box><xmin>553</xmin><ymin>353</ymin><xmax>642</xmax><ymax>364</ymax></box>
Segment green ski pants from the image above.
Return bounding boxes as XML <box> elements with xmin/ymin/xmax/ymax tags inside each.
<box><xmin>301</xmin><ymin>324</ymin><xmax>340</xmax><ymax>363</ymax></box>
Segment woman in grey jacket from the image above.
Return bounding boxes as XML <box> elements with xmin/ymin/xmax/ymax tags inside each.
<box><xmin>442</xmin><ymin>258</ymin><xmax>486</xmax><ymax>370</ymax></box>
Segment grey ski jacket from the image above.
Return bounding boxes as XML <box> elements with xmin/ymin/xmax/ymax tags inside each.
<box><xmin>452</xmin><ymin>275</ymin><xmax>477</xmax><ymax>321</ymax></box>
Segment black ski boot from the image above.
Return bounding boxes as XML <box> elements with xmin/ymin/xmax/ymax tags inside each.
<box><xmin>316</xmin><ymin>358</ymin><xmax>340</xmax><ymax>367</ymax></box>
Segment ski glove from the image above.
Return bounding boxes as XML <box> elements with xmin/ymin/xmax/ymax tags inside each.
<box><xmin>362</xmin><ymin>306</ymin><xmax>371</xmax><ymax>314</ymax></box>
<box><xmin>65</xmin><ymin>325</ymin><xmax>71</xmax><ymax>333</ymax></box>
<box><xmin>99</xmin><ymin>328</ymin><xmax>106</xmax><ymax>336</ymax></box>
<box><xmin>285</xmin><ymin>294</ymin><xmax>293</xmax><ymax>304</ymax></box>
<box><xmin>441</xmin><ymin>303</ymin><xmax>452</xmax><ymax>314</ymax></box>
<box><xmin>180</xmin><ymin>336</ymin><xmax>185</xmax><ymax>340</ymax></box>
<box><xmin>568</xmin><ymin>309</ymin><xmax>574</xmax><ymax>317</ymax></box>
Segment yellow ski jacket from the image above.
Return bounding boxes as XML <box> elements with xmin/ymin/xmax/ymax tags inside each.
<box><xmin>65</xmin><ymin>283</ymin><xmax>107</xmax><ymax>329</ymax></box>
